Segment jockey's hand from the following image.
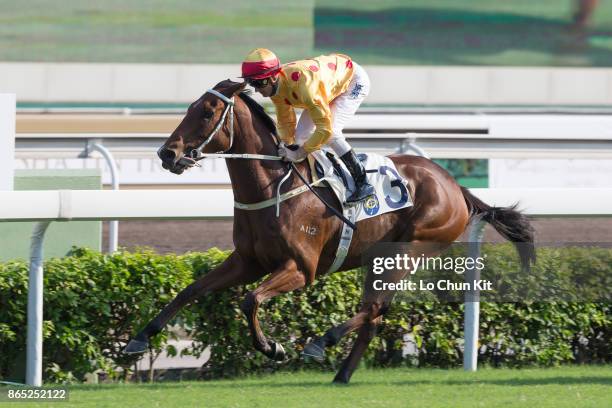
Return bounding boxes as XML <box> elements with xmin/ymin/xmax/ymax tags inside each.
<box><xmin>278</xmin><ymin>144</ymin><xmax>307</xmax><ymax>163</ymax></box>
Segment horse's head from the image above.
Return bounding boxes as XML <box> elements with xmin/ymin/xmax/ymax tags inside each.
<box><xmin>158</xmin><ymin>80</ymin><xmax>246</xmax><ymax>174</ymax></box>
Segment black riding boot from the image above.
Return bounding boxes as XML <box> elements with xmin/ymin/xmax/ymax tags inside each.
<box><xmin>340</xmin><ymin>149</ymin><xmax>375</xmax><ymax>203</ymax></box>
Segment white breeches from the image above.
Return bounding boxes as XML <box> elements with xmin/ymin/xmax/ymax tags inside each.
<box><xmin>294</xmin><ymin>62</ymin><xmax>370</xmax><ymax>157</ymax></box>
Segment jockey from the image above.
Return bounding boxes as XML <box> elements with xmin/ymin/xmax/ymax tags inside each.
<box><xmin>240</xmin><ymin>48</ymin><xmax>375</xmax><ymax>203</ymax></box>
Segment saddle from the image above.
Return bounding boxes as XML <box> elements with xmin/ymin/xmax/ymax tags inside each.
<box><xmin>307</xmin><ymin>149</ymin><xmax>413</xmax><ymax>222</ymax></box>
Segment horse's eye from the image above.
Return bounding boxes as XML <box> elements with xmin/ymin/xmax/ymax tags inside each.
<box><xmin>202</xmin><ymin>110</ymin><xmax>214</xmax><ymax>120</ymax></box>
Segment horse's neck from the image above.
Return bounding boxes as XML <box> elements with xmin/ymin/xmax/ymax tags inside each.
<box><xmin>225</xmin><ymin>104</ymin><xmax>287</xmax><ymax>204</ymax></box>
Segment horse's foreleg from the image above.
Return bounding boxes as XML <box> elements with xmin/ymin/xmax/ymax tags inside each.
<box><xmin>125</xmin><ymin>252</ymin><xmax>262</xmax><ymax>354</ymax></box>
<box><xmin>240</xmin><ymin>259</ymin><xmax>306</xmax><ymax>361</ymax></box>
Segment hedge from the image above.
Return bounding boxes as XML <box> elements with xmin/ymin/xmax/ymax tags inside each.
<box><xmin>0</xmin><ymin>245</ymin><xmax>609</xmax><ymax>383</ymax></box>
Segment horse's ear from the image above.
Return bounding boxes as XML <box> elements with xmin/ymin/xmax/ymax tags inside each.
<box><xmin>224</xmin><ymin>80</ymin><xmax>246</xmax><ymax>97</ymax></box>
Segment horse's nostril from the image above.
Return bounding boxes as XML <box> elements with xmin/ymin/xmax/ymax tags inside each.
<box><xmin>158</xmin><ymin>147</ymin><xmax>176</xmax><ymax>163</ymax></box>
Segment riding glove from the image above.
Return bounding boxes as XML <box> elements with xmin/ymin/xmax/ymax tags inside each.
<box><xmin>278</xmin><ymin>144</ymin><xmax>308</xmax><ymax>163</ymax></box>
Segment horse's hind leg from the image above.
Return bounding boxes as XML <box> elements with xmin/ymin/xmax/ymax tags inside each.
<box><xmin>303</xmin><ymin>263</ymin><xmax>405</xmax><ymax>365</ymax></box>
<box><xmin>331</xmin><ymin>290</ymin><xmax>395</xmax><ymax>383</ymax></box>
<box><xmin>240</xmin><ymin>259</ymin><xmax>306</xmax><ymax>361</ymax></box>
<box><xmin>302</xmin><ymin>301</ymin><xmax>382</xmax><ymax>361</ymax></box>
<box><xmin>125</xmin><ymin>252</ymin><xmax>263</xmax><ymax>354</ymax></box>
<box><xmin>308</xmin><ymin>242</ymin><xmax>449</xmax><ymax>383</ymax></box>
<box><xmin>333</xmin><ymin>315</ymin><xmax>383</xmax><ymax>384</ymax></box>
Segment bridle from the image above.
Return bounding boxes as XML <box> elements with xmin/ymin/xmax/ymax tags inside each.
<box><xmin>184</xmin><ymin>88</ymin><xmax>282</xmax><ymax>163</ymax></box>
<box><xmin>190</xmin><ymin>89</ymin><xmax>236</xmax><ymax>158</ymax></box>
<box><xmin>160</xmin><ymin>86</ymin><xmax>355</xmax><ymax>229</ymax></box>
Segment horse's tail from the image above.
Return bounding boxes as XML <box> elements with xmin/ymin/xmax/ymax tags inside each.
<box><xmin>460</xmin><ymin>186</ymin><xmax>536</xmax><ymax>271</ymax></box>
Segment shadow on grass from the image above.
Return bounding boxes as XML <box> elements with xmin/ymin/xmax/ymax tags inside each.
<box><xmin>392</xmin><ymin>376</ymin><xmax>612</xmax><ymax>387</ymax></box>
<box><xmin>71</xmin><ymin>374</ymin><xmax>612</xmax><ymax>391</ymax></box>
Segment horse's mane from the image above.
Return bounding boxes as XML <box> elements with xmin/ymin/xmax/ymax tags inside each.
<box><xmin>215</xmin><ymin>79</ymin><xmax>278</xmax><ymax>136</ymax></box>
<box><xmin>237</xmin><ymin>91</ymin><xmax>278</xmax><ymax>137</ymax></box>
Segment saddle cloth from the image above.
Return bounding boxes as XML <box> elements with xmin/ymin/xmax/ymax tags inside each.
<box><xmin>309</xmin><ymin>150</ymin><xmax>413</xmax><ymax>222</ymax></box>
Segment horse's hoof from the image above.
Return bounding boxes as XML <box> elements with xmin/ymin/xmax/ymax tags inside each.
<box><xmin>302</xmin><ymin>342</ymin><xmax>325</xmax><ymax>362</ymax></box>
<box><xmin>124</xmin><ymin>338</ymin><xmax>148</xmax><ymax>354</ymax></box>
<box><xmin>332</xmin><ymin>374</ymin><xmax>350</xmax><ymax>385</ymax></box>
<box><xmin>270</xmin><ymin>341</ymin><xmax>285</xmax><ymax>361</ymax></box>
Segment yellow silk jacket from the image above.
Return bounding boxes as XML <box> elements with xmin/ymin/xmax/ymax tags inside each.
<box><xmin>270</xmin><ymin>54</ymin><xmax>355</xmax><ymax>153</ymax></box>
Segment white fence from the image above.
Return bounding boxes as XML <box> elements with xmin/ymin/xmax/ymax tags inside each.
<box><xmin>3</xmin><ymin>188</ymin><xmax>612</xmax><ymax>222</ymax></box>
<box><xmin>16</xmin><ymin>113</ymin><xmax>612</xmax><ymax>158</ymax></box>
<box><xmin>12</xmin><ymin>112</ymin><xmax>612</xmax><ymax>191</ymax></box>
<box><xmin>1</xmin><ymin>188</ymin><xmax>611</xmax><ymax>386</ymax></box>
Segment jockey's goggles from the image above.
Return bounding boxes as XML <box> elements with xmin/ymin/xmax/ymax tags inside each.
<box><xmin>246</xmin><ymin>77</ymin><xmax>272</xmax><ymax>88</ymax></box>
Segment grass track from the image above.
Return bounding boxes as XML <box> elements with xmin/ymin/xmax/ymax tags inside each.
<box><xmin>1</xmin><ymin>1</ymin><xmax>612</xmax><ymax>66</ymax></box>
<box><xmin>314</xmin><ymin>0</ymin><xmax>612</xmax><ymax>66</ymax></box>
<box><xmin>1</xmin><ymin>366</ymin><xmax>611</xmax><ymax>407</ymax></box>
<box><xmin>0</xmin><ymin>0</ymin><xmax>313</xmax><ymax>63</ymax></box>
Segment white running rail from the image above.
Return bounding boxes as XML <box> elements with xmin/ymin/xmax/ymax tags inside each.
<box><xmin>1</xmin><ymin>188</ymin><xmax>611</xmax><ymax>385</ymax></box>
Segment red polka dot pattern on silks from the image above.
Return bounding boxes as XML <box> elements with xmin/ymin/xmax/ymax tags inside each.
<box><xmin>308</xmin><ymin>65</ymin><xmax>319</xmax><ymax>72</ymax></box>
<box><xmin>346</xmin><ymin>59</ymin><xmax>353</xmax><ymax>69</ymax></box>
<box><xmin>327</xmin><ymin>62</ymin><xmax>336</xmax><ymax>70</ymax></box>
<box><xmin>291</xmin><ymin>71</ymin><xmax>300</xmax><ymax>81</ymax></box>
<box><xmin>284</xmin><ymin>98</ymin><xmax>291</xmax><ymax>105</ymax></box>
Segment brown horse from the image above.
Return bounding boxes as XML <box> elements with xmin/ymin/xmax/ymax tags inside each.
<box><xmin>125</xmin><ymin>79</ymin><xmax>535</xmax><ymax>383</ymax></box>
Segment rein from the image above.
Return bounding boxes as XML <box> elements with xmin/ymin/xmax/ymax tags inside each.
<box><xmin>184</xmin><ymin>87</ymin><xmax>356</xmax><ymax>229</ymax></box>
<box><xmin>194</xmin><ymin>153</ymin><xmax>282</xmax><ymax>161</ymax></box>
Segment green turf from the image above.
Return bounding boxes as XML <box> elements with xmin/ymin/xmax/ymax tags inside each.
<box><xmin>0</xmin><ymin>0</ymin><xmax>314</xmax><ymax>63</ymax></box>
<box><xmin>314</xmin><ymin>0</ymin><xmax>612</xmax><ymax>66</ymax></box>
<box><xmin>1</xmin><ymin>366</ymin><xmax>610</xmax><ymax>407</ymax></box>
<box><xmin>1</xmin><ymin>1</ymin><xmax>612</xmax><ymax>66</ymax></box>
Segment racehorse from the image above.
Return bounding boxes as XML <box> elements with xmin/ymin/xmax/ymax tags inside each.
<box><xmin>125</xmin><ymin>79</ymin><xmax>535</xmax><ymax>383</ymax></box>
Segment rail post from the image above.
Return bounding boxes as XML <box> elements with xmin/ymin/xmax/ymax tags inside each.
<box><xmin>26</xmin><ymin>221</ymin><xmax>51</xmax><ymax>387</ymax></box>
<box><xmin>463</xmin><ymin>217</ymin><xmax>486</xmax><ymax>371</ymax></box>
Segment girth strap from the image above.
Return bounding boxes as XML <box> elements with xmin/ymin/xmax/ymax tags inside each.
<box><xmin>234</xmin><ymin>177</ymin><xmax>329</xmax><ymax>211</ymax></box>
